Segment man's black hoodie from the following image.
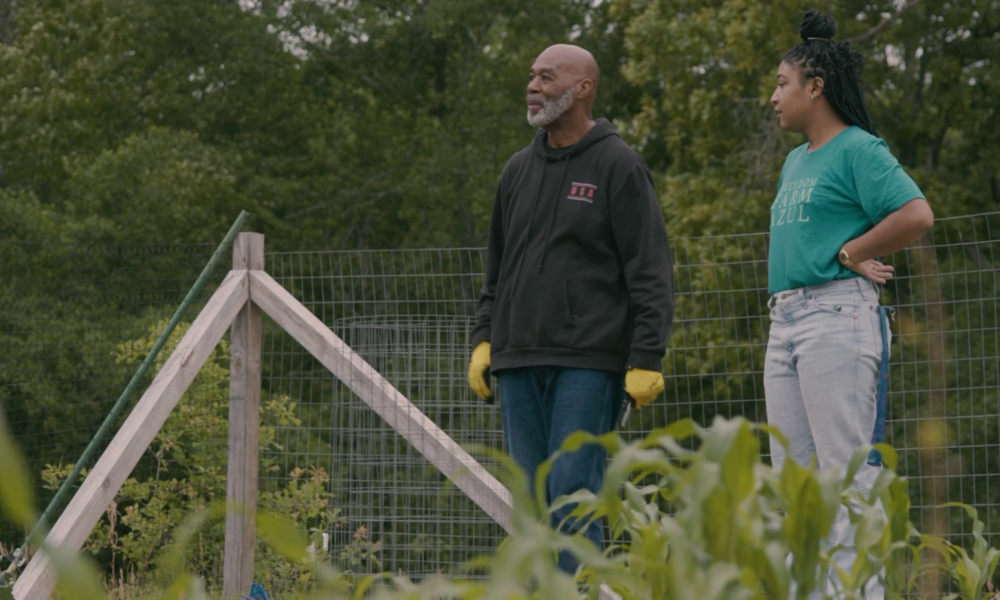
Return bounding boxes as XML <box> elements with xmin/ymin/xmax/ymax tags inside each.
<box><xmin>472</xmin><ymin>119</ymin><xmax>674</xmax><ymax>374</ymax></box>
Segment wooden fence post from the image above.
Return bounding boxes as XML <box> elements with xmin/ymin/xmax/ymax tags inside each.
<box><xmin>13</xmin><ymin>271</ymin><xmax>250</xmax><ymax>600</ymax></box>
<box><xmin>223</xmin><ymin>233</ymin><xmax>264</xmax><ymax>600</ymax></box>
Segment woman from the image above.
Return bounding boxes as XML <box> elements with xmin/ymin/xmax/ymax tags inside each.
<box><xmin>765</xmin><ymin>9</ymin><xmax>934</xmax><ymax>599</ymax></box>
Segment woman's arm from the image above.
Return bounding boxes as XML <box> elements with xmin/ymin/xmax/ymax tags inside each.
<box><xmin>840</xmin><ymin>198</ymin><xmax>934</xmax><ymax>283</ymax></box>
<box><xmin>844</xmin><ymin>198</ymin><xmax>934</xmax><ymax>261</ymax></box>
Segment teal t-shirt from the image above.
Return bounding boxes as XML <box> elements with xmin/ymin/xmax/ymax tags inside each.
<box><xmin>767</xmin><ymin>126</ymin><xmax>924</xmax><ymax>294</ymax></box>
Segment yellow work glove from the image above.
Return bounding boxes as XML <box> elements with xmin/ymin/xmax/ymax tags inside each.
<box><xmin>624</xmin><ymin>367</ymin><xmax>663</xmax><ymax>409</ymax></box>
<box><xmin>468</xmin><ymin>341</ymin><xmax>493</xmax><ymax>402</ymax></box>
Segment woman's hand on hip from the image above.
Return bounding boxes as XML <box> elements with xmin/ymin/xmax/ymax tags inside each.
<box><xmin>847</xmin><ymin>259</ymin><xmax>895</xmax><ymax>284</ymax></box>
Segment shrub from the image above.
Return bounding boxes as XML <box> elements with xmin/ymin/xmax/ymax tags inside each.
<box><xmin>38</xmin><ymin>320</ymin><xmax>346</xmax><ymax>596</ymax></box>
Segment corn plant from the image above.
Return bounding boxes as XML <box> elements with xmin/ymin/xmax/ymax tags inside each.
<box><xmin>3</xmin><ymin>412</ymin><xmax>999</xmax><ymax>600</ymax></box>
<box><xmin>368</xmin><ymin>416</ymin><xmax>1000</xmax><ymax>600</ymax></box>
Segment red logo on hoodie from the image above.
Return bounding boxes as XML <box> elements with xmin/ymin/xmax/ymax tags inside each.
<box><xmin>567</xmin><ymin>183</ymin><xmax>597</xmax><ymax>203</ymax></box>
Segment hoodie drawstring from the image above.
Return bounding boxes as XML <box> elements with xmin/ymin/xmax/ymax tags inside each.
<box><xmin>509</xmin><ymin>163</ymin><xmax>548</xmax><ymax>296</ymax></box>
<box><xmin>537</xmin><ymin>155</ymin><xmax>570</xmax><ymax>272</ymax></box>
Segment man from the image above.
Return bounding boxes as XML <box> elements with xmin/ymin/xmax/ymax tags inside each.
<box><xmin>467</xmin><ymin>44</ymin><xmax>674</xmax><ymax>573</ymax></box>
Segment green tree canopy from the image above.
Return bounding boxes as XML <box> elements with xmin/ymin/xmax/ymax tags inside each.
<box><xmin>1</xmin><ymin>0</ymin><xmax>997</xmax><ymax>247</ymax></box>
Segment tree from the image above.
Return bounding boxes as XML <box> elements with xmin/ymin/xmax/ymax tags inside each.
<box><xmin>614</xmin><ymin>0</ymin><xmax>1000</xmax><ymax>235</ymax></box>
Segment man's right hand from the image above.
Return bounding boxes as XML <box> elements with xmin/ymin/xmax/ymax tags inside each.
<box><xmin>468</xmin><ymin>341</ymin><xmax>492</xmax><ymax>401</ymax></box>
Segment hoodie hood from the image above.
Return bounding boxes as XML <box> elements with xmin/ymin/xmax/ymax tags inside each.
<box><xmin>530</xmin><ymin>118</ymin><xmax>620</xmax><ymax>161</ymax></box>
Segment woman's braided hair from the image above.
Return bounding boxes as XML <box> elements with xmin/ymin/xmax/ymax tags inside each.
<box><xmin>783</xmin><ymin>9</ymin><xmax>878</xmax><ymax>137</ymax></box>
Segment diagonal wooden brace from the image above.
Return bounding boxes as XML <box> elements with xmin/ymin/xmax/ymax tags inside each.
<box><xmin>247</xmin><ymin>270</ymin><xmax>513</xmax><ymax>531</ymax></box>
<box><xmin>13</xmin><ymin>270</ymin><xmax>250</xmax><ymax>600</ymax></box>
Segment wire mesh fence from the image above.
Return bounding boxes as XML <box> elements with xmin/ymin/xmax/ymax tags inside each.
<box><xmin>260</xmin><ymin>212</ymin><xmax>1000</xmax><ymax>578</ymax></box>
<box><xmin>2</xmin><ymin>212</ymin><xmax>998</xmax><ymax>588</ymax></box>
<box><xmin>261</xmin><ymin>250</ymin><xmax>500</xmax><ymax>579</ymax></box>
<box><xmin>0</xmin><ymin>242</ymin><xmax>225</xmax><ymax>555</ymax></box>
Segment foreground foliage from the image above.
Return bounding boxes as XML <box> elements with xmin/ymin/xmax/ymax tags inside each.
<box><xmin>363</xmin><ymin>417</ymin><xmax>1000</xmax><ymax>600</ymax></box>
<box><xmin>3</xmin><ymin>411</ymin><xmax>998</xmax><ymax>599</ymax></box>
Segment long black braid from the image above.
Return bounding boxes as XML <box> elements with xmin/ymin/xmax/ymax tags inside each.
<box><xmin>783</xmin><ymin>9</ymin><xmax>878</xmax><ymax>137</ymax></box>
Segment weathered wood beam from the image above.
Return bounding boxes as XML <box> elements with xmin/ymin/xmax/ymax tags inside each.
<box><xmin>13</xmin><ymin>270</ymin><xmax>249</xmax><ymax>600</ymax></box>
<box><xmin>223</xmin><ymin>233</ymin><xmax>264</xmax><ymax>600</ymax></box>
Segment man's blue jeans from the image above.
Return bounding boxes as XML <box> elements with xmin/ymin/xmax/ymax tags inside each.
<box><xmin>498</xmin><ymin>366</ymin><xmax>624</xmax><ymax>574</ymax></box>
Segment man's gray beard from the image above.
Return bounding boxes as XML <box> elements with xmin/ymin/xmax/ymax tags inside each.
<box><xmin>526</xmin><ymin>87</ymin><xmax>575</xmax><ymax>127</ymax></box>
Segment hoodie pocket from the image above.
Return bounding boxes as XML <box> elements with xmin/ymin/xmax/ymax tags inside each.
<box><xmin>568</xmin><ymin>277</ymin><xmax>630</xmax><ymax>353</ymax></box>
<box><xmin>507</xmin><ymin>277</ymin><xmax>574</xmax><ymax>349</ymax></box>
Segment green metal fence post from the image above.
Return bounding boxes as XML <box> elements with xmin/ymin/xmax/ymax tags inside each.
<box><xmin>20</xmin><ymin>210</ymin><xmax>251</xmax><ymax>552</ymax></box>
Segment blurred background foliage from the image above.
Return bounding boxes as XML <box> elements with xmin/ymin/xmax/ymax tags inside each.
<box><xmin>1</xmin><ymin>0</ymin><xmax>996</xmax><ymax>249</ymax></box>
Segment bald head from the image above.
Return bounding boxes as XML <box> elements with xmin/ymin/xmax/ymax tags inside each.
<box><xmin>534</xmin><ymin>44</ymin><xmax>600</xmax><ymax>92</ymax></box>
<box><xmin>526</xmin><ymin>44</ymin><xmax>600</xmax><ymax>129</ymax></box>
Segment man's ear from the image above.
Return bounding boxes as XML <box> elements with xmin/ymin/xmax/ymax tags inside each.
<box><xmin>576</xmin><ymin>78</ymin><xmax>595</xmax><ymax>99</ymax></box>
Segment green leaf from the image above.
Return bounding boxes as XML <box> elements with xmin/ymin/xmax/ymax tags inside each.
<box><xmin>548</xmin><ymin>488</ymin><xmax>598</xmax><ymax>514</ymax></box>
<box><xmin>953</xmin><ymin>550</ymin><xmax>981</xmax><ymax>597</ymax></box>
<box><xmin>756</xmin><ymin>423</ymin><xmax>790</xmax><ymax>451</ymax></box>
<box><xmin>873</xmin><ymin>443</ymin><xmax>898</xmax><ymax>470</ymax></box>
<box><xmin>623</xmin><ymin>482</ymin><xmax>648</xmax><ymax>513</ymax></box>
<box><xmin>257</xmin><ymin>512</ymin><xmax>311</xmax><ymax>562</ymax></box>
<box><xmin>762</xmin><ymin>541</ymin><xmax>790</xmax><ymax>600</ymax></box>
<box><xmin>700</xmin><ymin>416</ymin><xmax>741</xmax><ymax>463</ymax></box>
<box><xmin>719</xmin><ymin>419</ymin><xmax>758</xmax><ymax>502</ymax></box>
<box><xmin>644</xmin><ymin>418</ymin><xmax>700</xmax><ymax>447</ymax></box>
<box><xmin>0</xmin><ymin>411</ymin><xmax>37</xmax><ymax>527</ymax></box>
<box><xmin>918</xmin><ymin>535</ymin><xmax>956</xmax><ymax>568</ymax></box>
<box><xmin>162</xmin><ymin>573</ymin><xmax>194</xmax><ymax>600</ymax></box>
<box><xmin>154</xmin><ymin>504</ymin><xmax>220</xmax><ymax>579</ymax></box>
<box><xmin>41</xmin><ymin>541</ymin><xmax>105</xmax><ymax>600</ymax></box>
<box><xmin>559</xmin><ymin>430</ymin><xmax>599</xmax><ymax>453</ymax></box>
<box><xmin>940</xmin><ymin>501</ymin><xmax>978</xmax><ymax>522</ymax></box>
<box><xmin>842</xmin><ymin>445</ymin><xmax>871</xmax><ymax>492</ymax></box>
<box><xmin>353</xmin><ymin>574</ymin><xmax>378</xmax><ymax>599</ymax></box>
<box><xmin>535</xmin><ymin>455</ymin><xmax>555</xmax><ymax>512</ymax></box>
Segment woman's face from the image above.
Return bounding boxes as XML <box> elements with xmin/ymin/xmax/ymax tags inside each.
<box><xmin>770</xmin><ymin>60</ymin><xmax>816</xmax><ymax>132</ymax></box>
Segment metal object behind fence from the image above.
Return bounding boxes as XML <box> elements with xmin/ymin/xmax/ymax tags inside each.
<box><xmin>262</xmin><ymin>250</ymin><xmax>503</xmax><ymax>577</ymax></box>
<box><xmin>261</xmin><ymin>212</ymin><xmax>1000</xmax><ymax>577</ymax></box>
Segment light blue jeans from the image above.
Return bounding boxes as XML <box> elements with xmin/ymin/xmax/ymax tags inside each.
<box><xmin>764</xmin><ymin>277</ymin><xmax>888</xmax><ymax>600</ymax></box>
